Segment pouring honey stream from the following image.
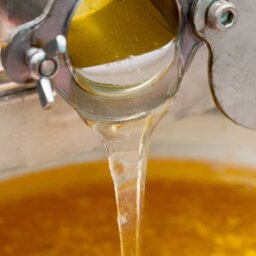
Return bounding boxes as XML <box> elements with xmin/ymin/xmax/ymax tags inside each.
<box><xmin>67</xmin><ymin>1</ymin><xmax>179</xmax><ymax>256</ymax></box>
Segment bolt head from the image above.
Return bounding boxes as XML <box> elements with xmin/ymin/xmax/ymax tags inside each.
<box><xmin>27</xmin><ymin>48</ymin><xmax>59</xmax><ymax>80</ymax></box>
<box><xmin>39</xmin><ymin>59</ymin><xmax>58</xmax><ymax>77</ymax></box>
<box><xmin>207</xmin><ymin>0</ymin><xmax>238</xmax><ymax>31</ymax></box>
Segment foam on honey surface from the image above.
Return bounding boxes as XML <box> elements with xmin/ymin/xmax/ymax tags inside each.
<box><xmin>1</xmin><ymin>160</ymin><xmax>256</xmax><ymax>255</ymax></box>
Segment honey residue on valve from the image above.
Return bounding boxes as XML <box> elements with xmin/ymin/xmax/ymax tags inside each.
<box><xmin>1</xmin><ymin>160</ymin><xmax>256</xmax><ymax>256</ymax></box>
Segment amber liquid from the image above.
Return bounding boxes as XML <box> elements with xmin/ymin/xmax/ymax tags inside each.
<box><xmin>68</xmin><ymin>0</ymin><xmax>178</xmax><ymax>68</ymax></box>
<box><xmin>1</xmin><ymin>159</ymin><xmax>256</xmax><ymax>256</ymax></box>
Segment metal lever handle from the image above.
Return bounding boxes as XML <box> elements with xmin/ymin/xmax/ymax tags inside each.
<box><xmin>193</xmin><ymin>0</ymin><xmax>256</xmax><ymax>129</ymax></box>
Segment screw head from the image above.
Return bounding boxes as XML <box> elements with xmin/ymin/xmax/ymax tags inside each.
<box><xmin>207</xmin><ymin>0</ymin><xmax>238</xmax><ymax>31</ymax></box>
<box><xmin>39</xmin><ymin>59</ymin><xmax>58</xmax><ymax>77</ymax></box>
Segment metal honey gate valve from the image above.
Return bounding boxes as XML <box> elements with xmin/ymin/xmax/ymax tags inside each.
<box><xmin>0</xmin><ymin>0</ymin><xmax>254</xmax><ymax>128</ymax></box>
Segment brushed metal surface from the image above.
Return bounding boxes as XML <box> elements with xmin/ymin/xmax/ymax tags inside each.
<box><xmin>0</xmin><ymin>0</ymin><xmax>50</xmax><ymax>94</ymax></box>
<box><xmin>202</xmin><ymin>0</ymin><xmax>256</xmax><ymax>129</ymax></box>
<box><xmin>0</xmin><ymin>0</ymin><xmax>48</xmax><ymax>25</ymax></box>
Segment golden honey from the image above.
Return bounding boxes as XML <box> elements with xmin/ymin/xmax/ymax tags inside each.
<box><xmin>67</xmin><ymin>0</ymin><xmax>179</xmax><ymax>68</ymax></box>
<box><xmin>1</xmin><ymin>160</ymin><xmax>256</xmax><ymax>255</ymax></box>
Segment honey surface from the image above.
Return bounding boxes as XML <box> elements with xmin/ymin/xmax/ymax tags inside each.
<box><xmin>67</xmin><ymin>0</ymin><xmax>178</xmax><ymax>68</ymax></box>
<box><xmin>1</xmin><ymin>160</ymin><xmax>256</xmax><ymax>255</ymax></box>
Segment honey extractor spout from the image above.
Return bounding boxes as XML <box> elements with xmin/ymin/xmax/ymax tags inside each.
<box><xmin>0</xmin><ymin>0</ymin><xmax>186</xmax><ymax>122</ymax></box>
